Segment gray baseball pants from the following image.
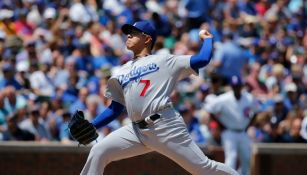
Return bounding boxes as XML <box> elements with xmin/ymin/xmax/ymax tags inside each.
<box><xmin>81</xmin><ymin>108</ymin><xmax>238</xmax><ymax>175</ymax></box>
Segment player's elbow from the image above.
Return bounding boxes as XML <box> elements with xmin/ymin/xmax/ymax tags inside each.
<box><xmin>190</xmin><ymin>55</ymin><xmax>210</xmax><ymax>70</ymax></box>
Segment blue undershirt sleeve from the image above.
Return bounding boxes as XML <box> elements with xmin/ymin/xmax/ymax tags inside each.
<box><xmin>190</xmin><ymin>38</ymin><xmax>213</xmax><ymax>71</ymax></box>
<box><xmin>91</xmin><ymin>100</ymin><xmax>125</xmax><ymax>129</ymax></box>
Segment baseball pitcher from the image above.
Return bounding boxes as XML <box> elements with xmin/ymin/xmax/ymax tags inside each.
<box><xmin>69</xmin><ymin>21</ymin><xmax>238</xmax><ymax>175</ymax></box>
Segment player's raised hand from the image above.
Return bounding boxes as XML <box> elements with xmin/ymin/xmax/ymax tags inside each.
<box><xmin>199</xmin><ymin>29</ymin><xmax>213</xmax><ymax>40</ymax></box>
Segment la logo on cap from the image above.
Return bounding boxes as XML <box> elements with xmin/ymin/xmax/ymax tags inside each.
<box><xmin>232</xmin><ymin>76</ymin><xmax>238</xmax><ymax>83</ymax></box>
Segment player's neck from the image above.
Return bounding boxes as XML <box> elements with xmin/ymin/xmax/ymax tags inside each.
<box><xmin>133</xmin><ymin>49</ymin><xmax>151</xmax><ymax>60</ymax></box>
<box><xmin>234</xmin><ymin>92</ymin><xmax>241</xmax><ymax>100</ymax></box>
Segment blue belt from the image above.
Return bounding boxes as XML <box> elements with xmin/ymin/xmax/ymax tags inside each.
<box><xmin>229</xmin><ymin>128</ymin><xmax>245</xmax><ymax>132</ymax></box>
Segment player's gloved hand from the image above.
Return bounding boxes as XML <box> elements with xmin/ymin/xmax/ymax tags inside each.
<box><xmin>68</xmin><ymin>110</ymin><xmax>98</xmax><ymax>145</ymax></box>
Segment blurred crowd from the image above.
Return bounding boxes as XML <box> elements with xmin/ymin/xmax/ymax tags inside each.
<box><xmin>0</xmin><ymin>0</ymin><xmax>306</xmax><ymax>146</ymax></box>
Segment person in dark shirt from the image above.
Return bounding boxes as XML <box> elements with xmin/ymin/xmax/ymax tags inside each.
<box><xmin>2</xmin><ymin>113</ymin><xmax>35</xmax><ymax>141</ymax></box>
<box><xmin>280</xmin><ymin>118</ymin><xmax>307</xmax><ymax>143</ymax></box>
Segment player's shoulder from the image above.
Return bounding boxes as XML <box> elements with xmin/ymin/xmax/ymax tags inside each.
<box><xmin>158</xmin><ymin>54</ymin><xmax>192</xmax><ymax>65</ymax></box>
<box><xmin>168</xmin><ymin>54</ymin><xmax>192</xmax><ymax>59</ymax></box>
<box><xmin>212</xmin><ymin>91</ymin><xmax>234</xmax><ymax>104</ymax></box>
<box><xmin>122</xmin><ymin>60</ymin><xmax>133</xmax><ymax>68</ymax></box>
<box><xmin>141</xmin><ymin>54</ymin><xmax>173</xmax><ymax>66</ymax></box>
<box><xmin>242</xmin><ymin>90</ymin><xmax>254</xmax><ymax>101</ymax></box>
<box><xmin>206</xmin><ymin>92</ymin><xmax>229</xmax><ymax>105</ymax></box>
<box><xmin>218</xmin><ymin>91</ymin><xmax>232</xmax><ymax>99</ymax></box>
<box><xmin>115</xmin><ymin>60</ymin><xmax>132</xmax><ymax>72</ymax></box>
<box><xmin>148</xmin><ymin>54</ymin><xmax>172</xmax><ymax>60</ymax></box>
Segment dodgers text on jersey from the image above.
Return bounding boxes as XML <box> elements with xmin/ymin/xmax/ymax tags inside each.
<box><xmin>117</xmin><ymin>63</ymin><xmax>159</xmax><ymax>88</ymax></box>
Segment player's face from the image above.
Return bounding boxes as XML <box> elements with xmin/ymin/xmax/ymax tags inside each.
<box><xmin>125</xmin><ymin>30</ymin><xmax>148</xmax><ymax>52</ymax></box>
<box><xmin>232</xmin><ymin>85</ymin><xmax>242</xmax><ymax>99</ymax></box>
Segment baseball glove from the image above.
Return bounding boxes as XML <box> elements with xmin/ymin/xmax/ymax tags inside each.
<box><xmin>68</xmin><ymin>110</ymin><xmax>98</xmax><ymax>145</ymax></box>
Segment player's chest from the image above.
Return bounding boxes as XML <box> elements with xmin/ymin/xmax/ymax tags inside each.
<box><xmin>117</xmin><ymin>60</ymin><xmax>166</xmax><ymax>88</ymax></box>
<box><xmin>117</xmin><ymin>60</ymin><xmax>169</xmax><ymax>97</ymax></box>
<box><xmin>223</xmin><ymin>98</ymin><xmax>254</xmax><ymax>118</ymax></box>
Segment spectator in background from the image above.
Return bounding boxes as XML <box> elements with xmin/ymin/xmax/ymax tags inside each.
<box><xmin>290</xmin><ymin>64</ymin><xmax>305</xmax><ymax>97</ymax></box>
<box><xmin>263</xmin><ymin>63</ymin><xmax>286</xmax><ymax>95</ymax></box>
<box><xmin>0</xmin><ymin>91</ymin><xmax>8</xmax><ymax>134</ymax></box>
<box><xmin>211</xmin><ymin>32</ymin><xmax>248</xmax><ymax>84</ymax></box>
<box><xmin>39</xmin><ymin>101</ymin><xmax>53</xmax><ymax>131</ymax></box>
<box><xmin>42</xmin><ymin>7</ymin><xmax>57</xmax><ymax>31</ymax></box>
<box><xmin>245</xmin><ymin>62</ymin><xmax>268</xmax><ymax>102</ymax></box>
<box><xmin>151</xmin><ymin>12</ymin><xmax>172</xmax><ymax>37</ymax></box>
<box><xmin>179</xmin><ymin>102</ymin><xmax>206</xmax><ymax>145</ymax></box>
<box><xmin>247</xmin><ymin>111</ymin><xmax>272</xmax><ymax>143</ymax></box>
<box><xmin>239</xmin><ymin>0</ymin><xmax>258</xmax><ymax>16</ymax></box>
<box><xmin>281</xmin><ymin>117</ymin><xmax>306</xmax><ymax>143</ymax></box>
<box><xmin>262</xmin><ymin>121</ymin><xmax>284</xmax><ymax>143</ymax></box>
<box><xmin>193</xmin><ymin>83</ymin><xmax>210</xmax><ymax>109</ymax></box>
<box><xmin>15</xmin><ymin>62</ymin><xmax>31</xmax><ymax>90</ymax></box>
<box><xmin>284</xmin><ymin>82</ymin><xmax>300</xmax><ymax>111</ymax></box>
<box><xmin>0</xmin><ymin>9</ymin><xmax>15</xmax><ymax>36</ymax></box>
<box><xmin>16</xmin><ymin>39</ymin><xmax>38</xmax><ymax>68</ymax></box>
<box><xmin>84</xmin><ymin>94</ymin><xmax>104</xmax><ymax>121</ymax></box>
<box><xmin>2</xmin><ymin>113</ymin><xmax>35</xmax><ymax>141</ymax></box>
<box><xmin>270</xmin><ymin>94</ymin><xmax>288</xmax><ymax>125</ymax></box>
<box><xmin>2</xmin><ymin>86</ymin><xmax>27</xmax><ymax>118</ymax></box>
<box><xmin>51</xmin><ymin>50</ymin><xmax>69</xmax><ymax>89</ymax></box>
<box><xmin>69</xmin><ymin>87</ymin><xmax>88</xmax><ymax>113</ymax></box>
<box><xmin>29</xmin><ymin>61</ymin><xmax>55</xmax><ymax>101</ymax></box>
<box><xmin>88</xmin><ymin>22</ymin><xmax>104</xmax><ymax>57</ymax></box>
<box><xmin>207</xmin><ymin>120</ymin><xmax>223</xmax><ymax>146</ymax></box>
<box><xmin>59</xmin><ymin>29</ymin><xmax>77</xmax><ymax>57</ymax></box>
<box><xmin>69</xmin><ymin>0</ymin><xmax>96</xmax><ymax>25</ymax></box>
<box><xmin>4</xmin><ymin>35</ymin><xmax>23</xmax><ymax>62</ymax></box>
<box><xmin>0</xmin><ymin>63</ymin><xmax>22</xmax><ymax>90</ymax></box>
<box><xmin>19</xmin><ymin>105</ymin><xmax>52</xmax><ymax>141</ymax></box>
<box><xmin>0</xmin><ymin>30</ymin><xmax>5</xmax><ymax>60</ymax></box>
<box><xmin>98</xmin><ymin>75</ymin><xmax>112</xmax><ymax>107</ymax></box>
<box><xmin>223</xmin><ymin>0</ymin><xmax>241</xmax><ymax>23</ymax></box>
<box><xmin>74</xmin><ymin>43</ymin><xmax>94</xmax><ymax>75</ymax></box>
<box><xmin>14</xmin><ymin>8</ymin><xmax>33</xmax><ymax>39</ymax></box>
<box><xmin>100</xmin><ymin>20</ymin><xmax>126</xmax><ymax>56</ymax></box>
<box><xmin>182</xmin><ymin>0</ymin><xmax>210</xmax><ymax>30</ymax></box>
<box><xmin>59</xmin><ymin>112</ymin><xmax>74</xmax><ymax>144</ymax></box>
<box><xmin>62</xmin><ymin>72</ymin><xmax>79</xmax><ymax>106</ymax></box>
<box><xmin>255</xmin><ymin>0</ymin><xmax>270</xmax><ymax>16</ymax></box>
<box><xmin>300</xmin><ymin>113</ymin><xmax>307</xmax><ymax>141</ymax></box>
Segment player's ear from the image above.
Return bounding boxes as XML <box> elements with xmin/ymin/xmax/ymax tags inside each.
<box><xmin>144</xmin><ymin>35</ymin><xmax>152</xmax><ymax>46</ymax></box>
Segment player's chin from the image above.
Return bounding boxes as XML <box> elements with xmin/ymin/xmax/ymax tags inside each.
<box><xmin>126</xmin><ymin>44</ymin><xmax>135</xmax><ymax>50</ymax></box>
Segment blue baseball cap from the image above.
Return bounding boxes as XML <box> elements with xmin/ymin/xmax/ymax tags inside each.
<box><xmin>229</xmin><ymin>75</ymin><xmax>243</xmax><ymax>86</ymax></box>
<box><xmin>178</xmin><ymin>105</ymin><xmax>189</xmax><ymax>114</ymax></box>
<box><xmin>2</xmin><ymin>63</ymin><xmax>14</xmax><ymax>72</ymax></box>
<box><xmin>121</xmin><ymin>21</ymin><xmax>157</xmax><ymax>46</ymax></box>
<box><xmin>199</xmin><ymin>83</ymin><xmax>210</xmax><ymax>93</ymax></box>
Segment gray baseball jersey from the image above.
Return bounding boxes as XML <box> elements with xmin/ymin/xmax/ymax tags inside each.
<box><xmin>105</xmin><ymin>54</ymin><xmax>196</xmax><ymax>121</ymax></box>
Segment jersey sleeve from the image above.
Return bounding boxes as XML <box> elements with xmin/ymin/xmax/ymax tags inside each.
<box><xmin>166</xmin><ymin>55</ymin><xmax>198</xmax><ymax>80</ymax></box>
<box><xmin>204</xmin><ymin>97</ymin><xmax>222</xmax><ymax>115</ymax></box>
<box><xmin>104</xmin><ymin>77</ymin><xmax>126</xmax><ymax>106</ymax></box>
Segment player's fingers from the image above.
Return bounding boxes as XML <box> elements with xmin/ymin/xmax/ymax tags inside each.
<box><xmin>205</xmin><ymin>32</ymin><xmax>213</xmax><ymax>38</ymax></box>
<box><xmin>199</xmin><ymin>29</ymin><xmax>213</xmax><ymax>39</ymax></box>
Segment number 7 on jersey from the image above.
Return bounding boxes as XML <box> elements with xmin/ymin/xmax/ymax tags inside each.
<box><xmin>139</xmin><ymin>79</ymin><xmax>150</xmax><ymax>96</ymax></box>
